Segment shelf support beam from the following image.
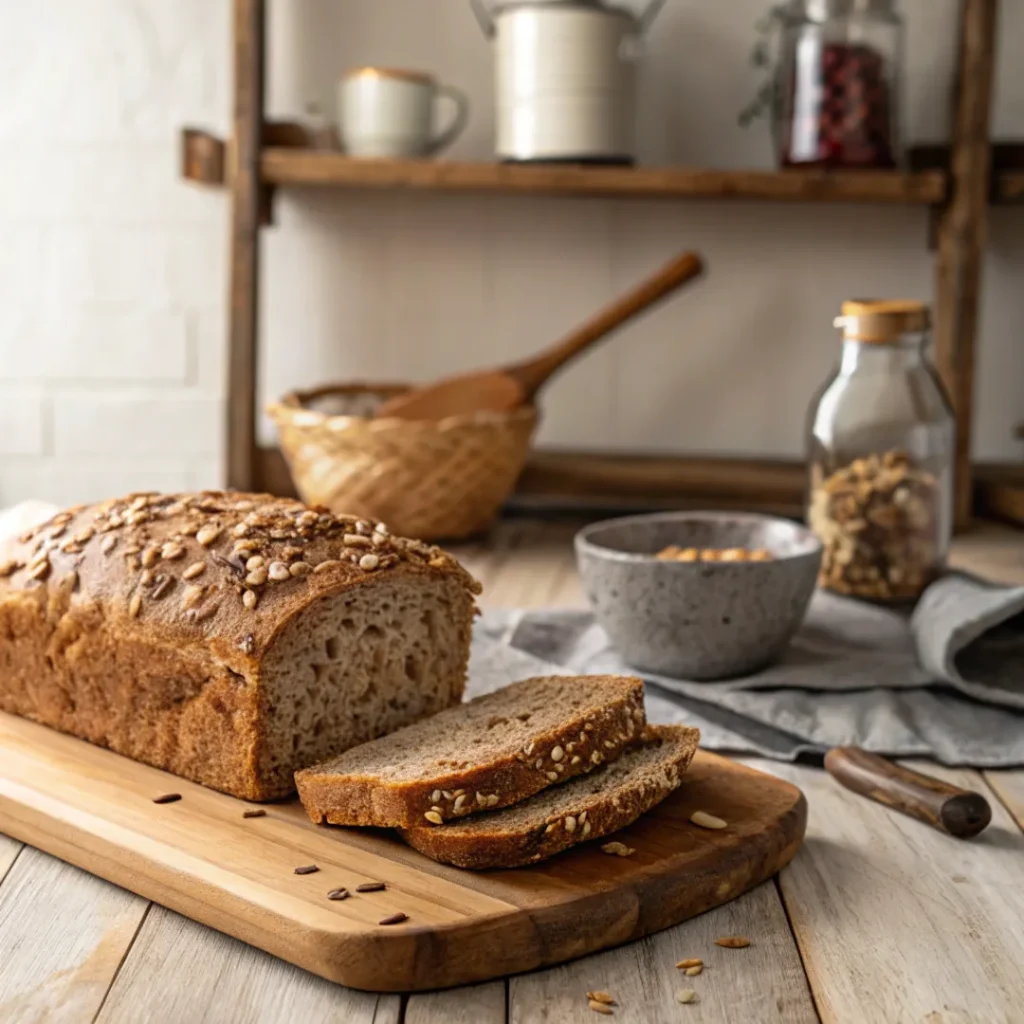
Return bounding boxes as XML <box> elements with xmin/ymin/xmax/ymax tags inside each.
<box><xmin>934</xmin><ymin>0</ymin><xmax>998</xmax><ymax>529</ymax></box>
<box><xmin>226</xmin><ymin>0</ymin><xmax>266</xmax><ymax>491</ymax></box>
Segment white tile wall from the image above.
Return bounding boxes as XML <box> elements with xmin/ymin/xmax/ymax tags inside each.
<box><xmin>0</xmin><ymin>0</ymin><xmax>1021</xmax><ymax>509</ymax></box>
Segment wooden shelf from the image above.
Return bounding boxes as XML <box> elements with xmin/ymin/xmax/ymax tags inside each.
<box><xmin>260</xmin><ymin>149</ymin><xmax>948</xmax><ymax>205</ymax></box>
<box><xmin>997</xmin><ymin>171</ymin><xmax>1024</xmax><ymax>203</ymax></box>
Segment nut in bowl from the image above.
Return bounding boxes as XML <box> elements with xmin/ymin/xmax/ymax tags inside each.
<box><xmin>574</xmin><ymin>512</ymin><xmax>822</xmax><ymax>681</ymax></box>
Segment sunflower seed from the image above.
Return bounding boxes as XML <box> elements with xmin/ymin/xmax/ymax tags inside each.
<box><xmin>564</xmin><ymin>816</ymin><xmax>577</xmax><ymax>833</ymax></box>
<box><xmin>196</xmin><ymin>525</ymin><xmax>221</xmax><ymax>546</ymax></box>
<box><xmin>690</xmin><ymin>811</ymin><xmax>728</xmax><ymax>830</ymax></box>
<box><xmin>424</xmin><ymin>810</ymin><xmax>443</xmax><ymax>825</ymax></box>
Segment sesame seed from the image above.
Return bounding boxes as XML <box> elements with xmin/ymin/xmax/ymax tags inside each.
<box><xmin>161</xmin><ymin>542</ymin><xmax>185</xmax><ymax>560</ymax></box>
<box><xmin>182</xmin><ymin>584</ymin><xmax>205</xmax><ymax>609</ymax></box>
<box><xmin>141</xmin><ymin>547</ymin><xmax>160</xmax><ymax>568</ymax></box>
<box><xmin>183</xmin><ymin>562</ymin><xmax>206</xmax><ymax>580</ymax></box>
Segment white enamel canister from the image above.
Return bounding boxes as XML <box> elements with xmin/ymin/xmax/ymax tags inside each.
<box><xmin>472</xmin><ymin>0</ymin><xmax>665</xmax><ymax>163</ymax></box>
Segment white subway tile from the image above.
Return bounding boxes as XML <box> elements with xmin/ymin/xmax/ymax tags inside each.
<box><xmin>0</xmin><ymin>309</ymin><xmax>188</xmax><ymax>382</ymax></box>
<box><xmin>53</xmin><ymin>394</ymin><xmax>222</xmax><ymax>457</ymax></box>
<box><xmin>0</xmin><ymin>395</ymin><xmax>48</xmax><ymax>456</ymax></box>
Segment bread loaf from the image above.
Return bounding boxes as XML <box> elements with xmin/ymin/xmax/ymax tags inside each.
<box><xmin>0</xmin><ymin>491</ymin><xmax>479</xmax><ymax>800</ymax></box>
<box><xmin>296</xmin><ymin>675</ymin><xmax>647</xmax><ymax>828</ymax></box>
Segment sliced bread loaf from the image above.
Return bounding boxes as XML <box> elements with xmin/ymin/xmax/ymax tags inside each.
<box><xmin>295</xmin><ymin>675</ymin><xmax>646</xmax><ymax>828</ymax></box>
<box><xmin>399</xmin><ymin>725</ymin><xmax>700</xmax><ymax>869</ymax></box>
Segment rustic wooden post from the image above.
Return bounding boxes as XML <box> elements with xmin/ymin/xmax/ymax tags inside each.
<box><xmin>933</xmin><ymin>0</ymin><xmax>998</xmax><ymax>529</ymax></box>
<box><xmin>226</xmin><ymin>0</ymin><xmax>266</xmax><ymax>492</ymax></box>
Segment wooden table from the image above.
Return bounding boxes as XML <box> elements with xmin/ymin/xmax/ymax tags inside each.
<box><xmin>1</xmin><ymin>520</ymin><xmax>1022</xmax><ymax>1024</ymax></box>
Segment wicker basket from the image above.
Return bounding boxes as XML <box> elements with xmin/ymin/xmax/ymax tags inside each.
<box><xmin>268</xmin><ymin>382</ymin><xmax>538</xmax><ymax>541</ymax></box>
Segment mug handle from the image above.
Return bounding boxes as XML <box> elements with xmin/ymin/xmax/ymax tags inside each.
<box><xmin>426</xmin><ymin>84</ymin><xmax>470</xmax><ymax>156</ymax></box>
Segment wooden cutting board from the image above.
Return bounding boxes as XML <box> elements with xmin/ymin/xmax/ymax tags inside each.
<box><xmin>0</xmin><ymin>712</ymin><xmax>806</xmax><ymax>993</ymax></box>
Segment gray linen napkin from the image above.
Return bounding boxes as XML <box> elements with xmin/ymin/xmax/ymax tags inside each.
<box><xmin>471</xmin><ymin>572</ymin><xmax>1024</xmax><ymax>768</ymax></box>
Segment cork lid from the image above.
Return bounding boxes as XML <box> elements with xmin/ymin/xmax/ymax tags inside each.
<box><xmin>834</xmin><ymin>300</ymin><xmax>930</xmax><ymax>343</ymax></box>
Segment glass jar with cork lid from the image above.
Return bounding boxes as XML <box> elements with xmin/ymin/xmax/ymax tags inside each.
<box><xmin>807</xmin><ymin>300</ymin><xmax>954</xmax><ymax>602</ymax></box>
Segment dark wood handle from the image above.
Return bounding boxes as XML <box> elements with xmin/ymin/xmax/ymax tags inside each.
<box><xmin>824</xmin><ymin>747</ymin><xmax>991</xmax><ymax>840</ymax></box>
<box><xmin>509</xmin><ymin>251</ymin><xmax>704</xmax><ymax>399</ymax></box>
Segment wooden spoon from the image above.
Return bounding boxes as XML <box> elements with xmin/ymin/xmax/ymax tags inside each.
<box><xmin>375</xmin><ymin>251</ymin><xmax>704</xmax><ymax>420</ymax></box>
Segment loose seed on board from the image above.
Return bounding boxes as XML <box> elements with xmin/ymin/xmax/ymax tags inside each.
<box><xmin>355</xmin><ymin>882</ymin><xmax>386</xmax><ymax>893</ymax></box>
<box><xmin>327</xmin><ymin>888</ymin><xmax>350</xmax><ymax>901</ymax></box>
<box><xmin>690</xmin><ymin>811</ymin><xmax>728</xmax><ymax>830</ymax></box>
<box><xmin>378</xmin><ymin>913</ymin><xmax>408</xmax><ymax>926</ymax></box>
<box><xmin>293</xmin><ymin>865</ymin><xmax>319</xmax><ymax>875</ymax></box>
<box><xmin>152</xmin><ymin>793</ymin><xmax>181</xmax><ymax>804</ymax></box>
<box><xmin>684</xmin><ymin>965</ymin><xmax>703</xmax><ymax>976</ymax></box>
<box><xmin>676</xmin><ymin>989</ymin><xmax>697</xmax><ymax>1004</ymax></box>
<box><xmin>588</xmin><ymin>1000</ymin><xmax>613</xmax><ymax>1015</ymax></box>
<box><xmin>601</xmin><ymin>842</ymin><xmax>635</xmax><ymax>857</ymax></box>
<box><xmin>675</xmin><ymin>958</ymin><xmax>703</xmax><ymax>970</ymax></box>
<box><xmin>587</xmin><ymin>991</ymin><xmax>616</xmax><ymax>1005</ymax></box>
<box><xmin>242</xmin><ymin>809</ymin><xmax>266</xmax><ymax>819</ymax></box>
<box><xmin>715</xmin><ymin>936</ymin><xmax>751</xmax><ymax>948</ymax></box>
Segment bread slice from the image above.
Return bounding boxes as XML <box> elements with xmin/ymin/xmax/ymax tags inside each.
<box><xmin>399</xmin><ymin>725</ymin><xmax>699</xmax><ymax>869</ymax></box>
<box><xmin>295</xmin><ymin>675</ymin><xmax>646</xmax><ymax>828</ymax></box>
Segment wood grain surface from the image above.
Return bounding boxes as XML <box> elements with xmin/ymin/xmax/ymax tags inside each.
<box><xmin>0</xmin><ymin>711</ymin><xmax>805</xmax><ymax>993</ymax></box>
<box><xmin>259</xmin><ymin>151</ymin><xmax>947</xmax><ymax>205</ymax></box>
<box><xmin>985</xmin><ymin>770</ymin><xmax>1024</xmax><ymax>831</ymax></box>
<box><xmin>769</xmin><ymin>759</ymin><xmax>1024</xmax><ymax>1024</ymax></box>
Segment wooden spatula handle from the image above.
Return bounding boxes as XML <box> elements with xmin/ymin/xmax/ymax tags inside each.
<box><xmin>509</xmin><ymin>251</ymin><xmax>704</xmax><ymax>400</ymax></box>
<box><xmin>824</xmin><ymin>747</ymin><xmax>992</xmax><ymax>839</ymax></box>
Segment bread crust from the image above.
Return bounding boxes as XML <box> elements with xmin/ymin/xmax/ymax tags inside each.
<box><xmin>400</xmin><ymin>725</ymin><xmax>700</xmax><ymax>869</ymax></box>
<box><xmin>295</xmin><ymin>676</ymin><xmax>647</xmax><ymax>828</ymax></box>
<box><xmin>0</xmin><ymin>491</ymin><xmax>479</xmax><ymax>800</ymax></box>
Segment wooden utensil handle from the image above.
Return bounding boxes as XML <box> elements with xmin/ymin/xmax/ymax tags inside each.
<box><xmin>824</xmin><ymin>747</ymin><xmax>991</xmax><ymax>839</ymax></box>
<box><xmin>509</xmin><ymin>251</ymin><xmax>704</xmax><ymax>399</ymax></box>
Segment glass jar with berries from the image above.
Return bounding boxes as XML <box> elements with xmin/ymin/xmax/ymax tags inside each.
<box><xmin>774</xmin><ymin>0</ymin><xmax>903</xmax><ymax>169</ymax></box>
<box><xmin>807</xmin><ymin>301</ymin><xmax>955</xmax><ymax>603</ymax></box>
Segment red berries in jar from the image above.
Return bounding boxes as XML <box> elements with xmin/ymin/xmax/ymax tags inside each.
<box><xmin>780</xmin><ymin>41</ymin><xmax>896</xmax><ymax>169</ymax></box>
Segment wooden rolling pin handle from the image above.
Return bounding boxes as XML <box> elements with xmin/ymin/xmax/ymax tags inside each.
<box><xmin>824</xmin><ymin>747</ymin><xmax>992</xmax><ymax>840</ymax></box>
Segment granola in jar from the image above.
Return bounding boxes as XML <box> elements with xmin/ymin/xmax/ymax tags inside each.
<box><xmin>809</xmin><ymin>449</ymin><xmax>942</xmax><ymax>600</ymax></box>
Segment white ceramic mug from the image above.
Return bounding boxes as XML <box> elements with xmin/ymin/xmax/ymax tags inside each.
<box><xmin>338</xmin><ymin>68</ymin><xmax>469</xmax><ymax>158</ymax></box>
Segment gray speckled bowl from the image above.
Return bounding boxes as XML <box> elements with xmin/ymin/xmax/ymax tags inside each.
<box><xmin>574</xmin><ymin>511</ymin><xmax>823</xmax><ymax>681</ymax></box>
